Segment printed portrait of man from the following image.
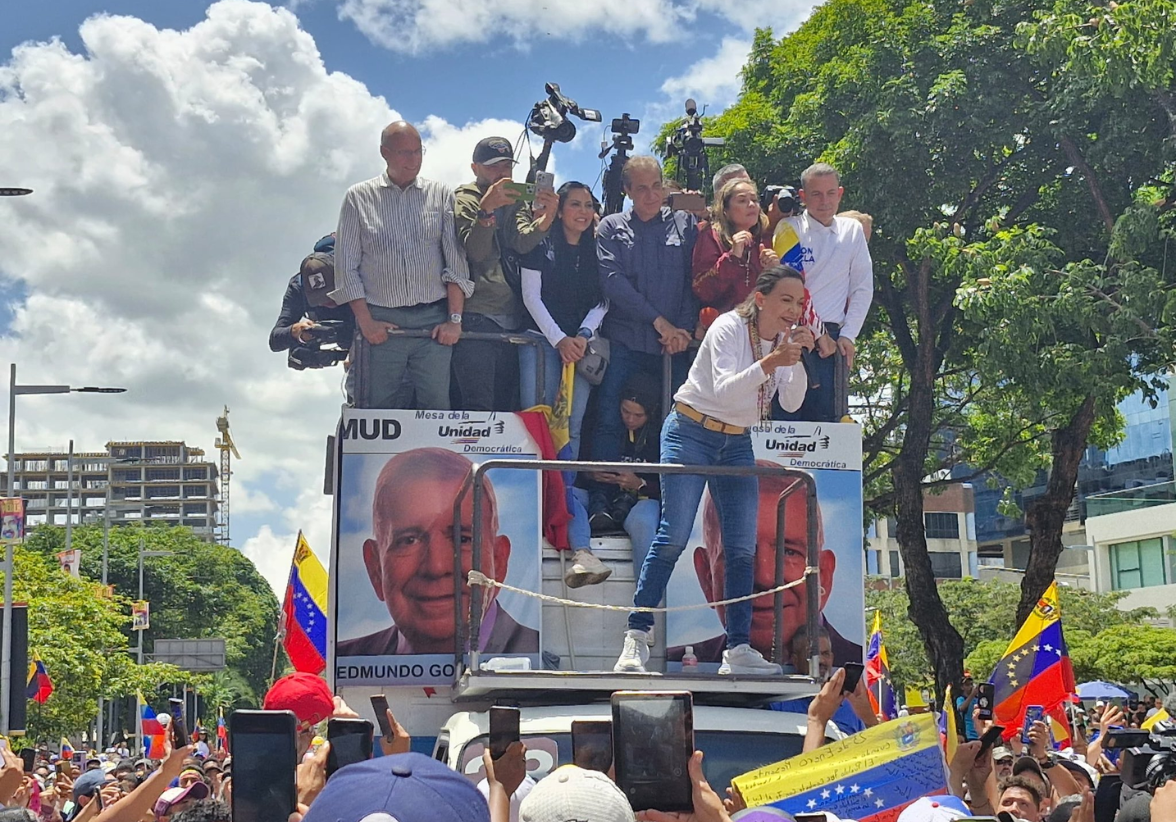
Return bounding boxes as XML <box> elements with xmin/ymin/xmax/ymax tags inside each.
<box><xmin>669</xmin><ymin>463</ymin><xmax>862</xmax><ymax>666</ymax></box>
<box><xmin>337</xmin><ymin>447</ymin><xmax>538</xmax><ymax>656</ymax></box>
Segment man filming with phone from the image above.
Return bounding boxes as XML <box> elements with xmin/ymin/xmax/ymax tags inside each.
<box><xmin>452</xmin><ymin>136</ymin><xmax>558</xmax><ymax>410</ymax></box>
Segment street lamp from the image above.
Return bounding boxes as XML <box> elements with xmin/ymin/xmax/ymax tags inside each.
<box><xmin>3</xmin><ymin>364</ymin><xmax>126</xmax><ymax>734</ymax></box>
<box><xmin>135</xmin><ymin>543</ymin><xmax>172</xmax><ymax>755</ymax></box>
<box><xmin>0</xmin><ymin>189</ymin><xmax>32</xmax><ymax>197</ymax></box>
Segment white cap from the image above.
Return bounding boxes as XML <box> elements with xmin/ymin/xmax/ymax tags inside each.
<box><xmin>520</xmin><ymin>766</ymin><xmax>635</xmax><ymax>822</ymax></box>
<box><xmin>896</xmin><ymin>795</ymin><xmax>972</xmax><ymax>822</ymax></box>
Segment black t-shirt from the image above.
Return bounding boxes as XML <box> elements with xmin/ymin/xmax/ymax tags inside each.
<box><xmin>520</xmin><ymin>233</ymin><xmax>603</xmax><ymax>338</ymax></box>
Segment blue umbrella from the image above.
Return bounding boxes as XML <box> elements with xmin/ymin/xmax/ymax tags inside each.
<box><xmin>1077</xmin><ymin>681</ymin><xmax>1131</xmax><ymax>700</ymax></box>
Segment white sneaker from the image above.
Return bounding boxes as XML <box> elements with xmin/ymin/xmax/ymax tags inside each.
<box><xmin>613</xmin><ymin>629</ymin><xmax>653</xmax><ymax>673</ymax></box>
<box><xmin>564</xmin><ymin>549</ymin><xmax>613</xmax><ymax>588</ymax></box>
<box><xmin>718</xmin><ymin>644</ymin><xmax>783</xmax><ymax>676</ymax></box>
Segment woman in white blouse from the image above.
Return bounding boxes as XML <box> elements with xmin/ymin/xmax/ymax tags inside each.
<box><xmin>614</xmin><ymin>264</ymin><xmax>812</xmax><ymax>675</ymax></box>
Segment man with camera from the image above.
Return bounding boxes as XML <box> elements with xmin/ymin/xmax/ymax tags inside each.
<box><xmin>269</xmin><ymin>234</ymin><xmax>355</xmax><ymax>372</ymax></box>
<box><xmin>451</xmin><ymin>137</ymin><xmax>558</xmax><ymax>410</ymax></box>
<box><xmin>773</xmin><ymin>162</ymin><xmax>873</xmax><ymax>421</ymax></box>
<box><xmin>591</xmin><ymin>155</ymin><xmax>698</xmax><ymax>462</ymax></box>
<box><xmin>331</xmin><ymin>121</ymin><xmax>473</xmax><ymax>410</ymax></box>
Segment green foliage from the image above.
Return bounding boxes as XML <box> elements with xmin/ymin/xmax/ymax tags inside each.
<box><xmin>25</xmin><ymin>525</ymin><xmax>281</xmax><ymax>708</ymax></box>
<box><xmin>11</xmin><ymin>545</ymin><xmax>186</xmax><ymax>741</ymax></box>
<box><xmin>868</xmin><ymin>579</ymin><xmax>1159</xmax><ymax>690</ymax></box>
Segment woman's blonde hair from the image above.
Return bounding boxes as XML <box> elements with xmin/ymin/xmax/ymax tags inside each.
<box><xmin>711</xmin><ymin>178</ymin><xmax>769</xmax><ymax>250</ymax></box>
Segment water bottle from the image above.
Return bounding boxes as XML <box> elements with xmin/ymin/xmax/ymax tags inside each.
<box><xmin>681</xmin><ymin>645</ymin><xmax>699</xmax><ymax>673</ymax></box>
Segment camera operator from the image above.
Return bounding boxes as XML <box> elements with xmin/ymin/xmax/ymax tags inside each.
<box><xmin>761</xmin><ymin>184</ymin><xmax>800</xmax><ymax>236</ymax></box>
<box><xmin>772</xmin><ymin>162</ymin><xmax>873</xmax><ymax>422</ymax></box>
<box><xmin>269</xmin><ymin>234</ymin><xmax>355</xmax><ymax>368</ymax></box>
<box><xmin>451</xmin><ymin>136</ymin><xmax>557</xmax><ymax>411</ymax></box>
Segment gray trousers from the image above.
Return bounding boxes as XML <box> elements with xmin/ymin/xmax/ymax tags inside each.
<box><xmin>355</xmin><ymin>302</ymin><xmax>451</xmax><ymax>409</ymax></box>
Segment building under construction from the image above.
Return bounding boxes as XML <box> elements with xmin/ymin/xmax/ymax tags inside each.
<box><xmin>1</xmin><ymin>440</ymin><xmax>220</xmax><ymax>540</ymax></box>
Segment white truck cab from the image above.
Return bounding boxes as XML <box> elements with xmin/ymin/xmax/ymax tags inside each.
<box><xmin>432</xmin><ymin>703</ymin><xmax>843</xmax><ymax>796</ymax></box>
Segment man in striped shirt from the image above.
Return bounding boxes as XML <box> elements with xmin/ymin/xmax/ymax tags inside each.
<box><xmin>331</xmin><ymin>121</ymin><xmax>474</xmax><ymax>409</ymax></box>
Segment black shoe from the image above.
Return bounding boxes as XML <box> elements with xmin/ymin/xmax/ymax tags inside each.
<box><xmin>589</xmin><ymin>511</ymin><xmax>618</xmax><ymax>535</ymax></box>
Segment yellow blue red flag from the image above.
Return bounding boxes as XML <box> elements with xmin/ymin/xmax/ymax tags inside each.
<box><xmin>26</xmin><ymin>654</ymin><xmax>53</xmax><ymax>704</ymax></box>
<box><xmin>732</xmin><ymin>713</ymin><xmax>949</xmax><ymax>822</ymax></box>
<box><xmin>988</xmin><ymin>581</ymin><xmax>1076</xmax><ymax>744</ymax></box>
<box><xmin>283</xmin><ymin>532</ymin><xmax>328</xmax><ymax>674</ymax></box>
<box><xmin>866</xmin><ymin>612</ymin><xmax>897</xmax><ymax>720</ymax></box>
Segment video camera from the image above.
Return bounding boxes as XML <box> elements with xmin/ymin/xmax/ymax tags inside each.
<box><xmin>528</xmin><ymin>82</ymin><xmax>602</xmax><ymax>145</ymax></box>
<box><xmin>1104</xmin><ymin>726</ymin><xmax>1176</xmax><ymax>792</ymax></box>
<box><xmin>288</xmin><ymin>320</ymin><xmax>349</xmax><ymax>371</ymax></box>
<box><xmin>762</xmin><ymin>184</ymin><xmax>800</xmax><ymax>216</ymax></box>
<box><xmin>664</xmin><ymin>98</ymin><xmax>725</xmax><ymax>191</ymax></box>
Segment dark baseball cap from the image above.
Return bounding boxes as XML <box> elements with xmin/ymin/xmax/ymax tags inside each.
<box><xmin>472</xmin><ymin>137</ymin><xmax>515</xmax><ymax>166</ymax></box>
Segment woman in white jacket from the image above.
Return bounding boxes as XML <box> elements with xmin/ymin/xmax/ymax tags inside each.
<box><xmin>614</xmin><ymin>264</ymin><xmax>811</xmax><ymax>675</ymax></box>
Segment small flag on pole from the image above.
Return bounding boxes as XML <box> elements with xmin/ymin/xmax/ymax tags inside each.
<box><xmin>282</xmin><ymin>533</ymin><xmax>328</xmax><ymax>674</ymax></box>
<box><xmin>26</xmin><ymin>654</ymin><xmax>53</xmax><ymax>704</ymax></box>
<box><xmin>865</xmin><ymin>612</ymin><xmax>898</xmax><ymax>721</ymax></box>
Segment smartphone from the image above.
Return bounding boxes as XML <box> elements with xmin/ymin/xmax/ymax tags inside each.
<box><xmin>534</xmin><ymin>170</ymin><xmax>555</xmax><ymax>193</ymax></box>
<box><xmin>841</xmin><ymin>662</ymin><xmax>865</xmax><ymax>694</ymax></box>
<box><xmin>229</xmin><ymin>710</ymin><xmax>298</xmax><ymax>822</ymax></box>
<box><xmin>489</xmin><ymin>706</ymin><xmax>520</xmax><ymax>760</ymax></box>
<box><xmin>169</xmin><ymin>698</ymin><xmax>191</xmax><ymax>748</ymax></box>
<box><xmin>571</xmin><ymin>720</ymin><xmax>613</xmax><ymax>772</ymax></box>
<box><xmin>504</xmin><ymin>181</ymin><xmax>536</xmax><ymax>203</ymax></box>
<box><xmin>19</xmin><ymin>749</ymin><xmax>35</xmax><ymax>772</ymax></box>
<box><xmin>669</xmin><ymin>191</ymin><xmax>706</xmax><ymax>213</ymax></box>
<box><xmin>326</xmin><ymin>718</ymin><xmax>374</xmax><ymax>778</ymax></box>
<box><xmin>370</xmin><ymin>695</ymin><xmax>393</xmax><ymax>741</ymax></box>
<box><xmin>977</xmin><ymin>725</ymin><xmax>1006</xmax><ymax>757</ymax></box>
<box><xmin>55</xmin><ymin>761</ymin><xmax>68</xmax><ymax>776</ymax></box>
<box><xmin>976</xmin><ymin>683</ymin><xmax>995</xmax><ymax>720</ymax></box>
<box><xmin>1021</xmin><ymin>705</ymin><xmax>1045</xmax><ymax>743</ymax></box>
<box><xmin>72</xmin><ymin>752</ymin><xmax>84</xmax><ymax>766</ymax></box>
<box><xmin>1103</xmin><ymin>728</ymin><xmax>1150</xmax><ymax>749</ymax></box>
<box><xmin>612</xmin><ymin>691</ymin><xmax>694</xmax><ymax>813</ymax></box>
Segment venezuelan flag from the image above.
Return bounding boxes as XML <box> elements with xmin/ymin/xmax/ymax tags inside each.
<box><xmin>60</xmin><ymin>737</ymin><xmax>74</xmax><ymax>759</ymax></box>
<box><xmin>217</xmin><ymin>710</ymin><xmax>229</xmax><ymax>752</ymax></box>
<box><xmin>26</xmin><ymin>654</ymin><xmax>53</xmax><ymax>704</ymax></box>
<box><xmin>283</xmin><ymin>532</ymin><xmax>328</xmax><ymax>674</ymax></box>
<box><xmin>939</xmin><ymin>684</ymin><xmax>960</xmax><ymax>764</ymax></box>
<box><xmin>866</xmin><ymin>613</ymin><xmax>897</xmax><ymax>721</ymax></box>
<box><xmin>988</xmin><ymin>581</ymin><xmax>1076</xmax><ymax>745</ymax></box>
<box><xmin>141</xmin><ymin>702</ymin><xmax>166</xmax><ymax>759</ymax></box>
<box><xmin>733</xmin><ymin>713</ymin><xmax>950</xmax><ymax>822</ymax></box>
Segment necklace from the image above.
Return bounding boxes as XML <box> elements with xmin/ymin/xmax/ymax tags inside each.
<box><xmin>748</xmin><ymin>311</ymin><xmax>781</xmax><ymax>421</ymax></box>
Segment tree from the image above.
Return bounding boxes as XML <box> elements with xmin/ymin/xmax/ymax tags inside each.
<box><xmin>868</xmin><ymin>579</ymin><xmax>1157</xmax><ymax>692</ymax></box>
<box><xmin>706</xmin><ymin>0</ymin><xmax>1176</xmax><ymax>696</ymax></box>
<box><xmin>12</xmin><ymin>545</ymin><xmax>186</xmax><ymax>741</ymax></box>
<box><xmin>26</xmin><ymin>525</ymin><xmax>281</xmax><ymax>705</ymax></box>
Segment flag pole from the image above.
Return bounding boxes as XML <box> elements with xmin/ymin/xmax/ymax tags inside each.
<box><xmin>271</xmin><ymin>531</ymin><xmax>303</xmax><ymax>687</ymax></box>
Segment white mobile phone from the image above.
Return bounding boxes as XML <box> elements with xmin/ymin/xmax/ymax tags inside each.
<box><xmin>535</xmin><ymin>170</ymin><xmax>555</xmax><ymax>193</ymax></box>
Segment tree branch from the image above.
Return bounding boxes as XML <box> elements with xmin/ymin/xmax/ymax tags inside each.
<box><xmin>1059</xmin><ymin>135</ymin><xmax>1115</xmax><ymax>233</ymax></box>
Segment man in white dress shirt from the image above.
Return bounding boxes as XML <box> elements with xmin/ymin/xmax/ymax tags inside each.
<box><xmin>773</xmin><ymin>162</ymin><xmax>873</xmax><ymax>421</ymax></box>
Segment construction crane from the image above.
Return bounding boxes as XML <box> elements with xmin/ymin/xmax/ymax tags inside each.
<box><xmin>215</xmin><ymin>406</ymin><xmax>240</xmax><ymax>546</ymax></box>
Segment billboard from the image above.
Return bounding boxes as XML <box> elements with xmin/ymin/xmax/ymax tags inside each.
<box><xmin>666</xmin><ymin>421</ymin><xmax>864</xmax><ymax>673</ymax></box>
<box><xmin>331</xmin><ymin>409</ymin><xmax>543</xmax><ymax>687</ymax></box>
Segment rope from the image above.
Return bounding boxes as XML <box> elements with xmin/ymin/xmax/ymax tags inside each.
<box><xmin>467</xmin><ymin>567</ymin><xmax>818</xmax><ymax>613</ymax></box>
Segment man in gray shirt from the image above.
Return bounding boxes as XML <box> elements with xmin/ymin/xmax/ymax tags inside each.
<box><xmin>331</xmin><ymin>121</ymin><xmax>474</xmax><ymax>409</ymax></box>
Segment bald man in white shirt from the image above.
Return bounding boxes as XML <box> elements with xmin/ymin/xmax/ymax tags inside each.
<box><xmin>772</xmin><ymin>162</ymin><xmax>873</xmax><ymax>421</ymax></box>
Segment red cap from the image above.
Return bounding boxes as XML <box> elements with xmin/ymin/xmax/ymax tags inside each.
<box><xmin>263</xmin><ymin>672</ymin><xmax>333</xmax><ymax>728</ymax></box>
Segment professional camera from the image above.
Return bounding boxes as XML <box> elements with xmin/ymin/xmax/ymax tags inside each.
<box><xmin>762</xmin><ymin>184</ymin><xmax>800</xmax><ymax>216</ymax></box>
<box><xmin>528</xmin><ymin>82</ymin><xmax>602</xmax><ymax>145</ymax></box>
<box><xmin>600</xmin><ymin>113</ymin><xmax>640</xmax><ymax>216</ymax></box>
<box><xmin>664</xmin><ymin>98</ymin><xmax>726</xmax><ymax>191</ymax></box>
<box><xmin>1104</xmin><ymin>726</ymin><xmax>1176</xmax><ymax>792</ymax></box>
<box><xmin>288</xmin><ymin>319</ymin><xmax>350</xmax><ymax>371</ymax></box>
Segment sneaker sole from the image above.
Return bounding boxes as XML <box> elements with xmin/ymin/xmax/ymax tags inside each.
<box><xmin>717</xmin><ymin>666</ymin><xmax>783</xmax><ymax>676</ymax></box>
<box><xmin>563</xmin><ymin>568</ymin><xmax>613</xmax><ymax>589</ymax></box>
<box><xmin>613</xmin><ymin>662</ymin><xmax>648</xmax><ymax>673</ymax></box>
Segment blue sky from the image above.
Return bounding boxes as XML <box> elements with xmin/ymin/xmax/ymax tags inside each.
<box><xmin>0</xmin><ymin>0</ymin><xmax>816</xmax><ymax>594</ymax></box>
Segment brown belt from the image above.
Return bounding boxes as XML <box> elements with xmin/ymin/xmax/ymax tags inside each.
<box><xmin>674</xmin><ymin>402</ymin><xmax>747</xmax><ymax>436</ymax></box>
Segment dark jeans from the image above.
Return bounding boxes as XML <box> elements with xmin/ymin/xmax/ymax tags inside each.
<box><xmin>774</xmin><ymin>322</ymin><xmax>840</xmax><ymax>422</ymax></box>
<box><xmin>588</xmin><ymin>340</ymin><xmax>690</xmax><ymax>461</ymax></box>
<box><xmin>450</xmin><ymin>313</ymin><xmax>520</xmax><ymax>412</ymax></box>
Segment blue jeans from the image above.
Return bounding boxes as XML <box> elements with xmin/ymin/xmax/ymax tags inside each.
<box><xmin>628</xmin><ymin>412</ymin><xmax>757</xmax><ymax>648</ymax></box>
<box><xmin>588</xmin><ymin>340</ymin><xmax>690</xmax><ymax>461</ymax></box>
<box><xmin>625</xmin><ymin>498</ymin><xmax>660</xmax><ymax>575</ymax></box>
<box><xmin>519</xmin><ymin>331</ymin><xmax>592</xmax><ymax>461</ymax></box>
<box><xmin>568</xmin><ymin>487</ymin><xmax>591</xmax><ymax>552</ymax></box>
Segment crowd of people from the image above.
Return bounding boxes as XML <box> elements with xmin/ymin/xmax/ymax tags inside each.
<box><xmin>5</xmin><ymin>675</ymin><xmax>1173</xmax><ymax>822</ymax></box>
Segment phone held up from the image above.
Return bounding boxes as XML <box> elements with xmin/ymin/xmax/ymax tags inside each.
<box><xmin>489</xmin><ymin>706</ymin><xmax>521</xmax><ymax>761</ymax></box>
<box><xmin>841</xmin><ymin>662</ymin><xmax>865</xmax><ymax>695</ymax></box>
<box><xmin>571</xmin><ymin>720</ymin><xmax>613</xmax><ymax>773</ymax></box>
<box><xmin>612</xmin><ymin>691</ymin><xmax>694</xmax><ymax>814</ymax></box>
<box><xmin>229</xmin><ymin>710</ymin><xmax>298</xmax><ymax>822</ymax></box>
<box><xmin>169</xmin><ymin>697</ymin><xmax>191</xmax><ymax>748</ymax></box>
<box><xmin>370</xmin><ymin>694</ymin><xmax>393</xmax><ymax>741</ymax></box>
<box><xmin>326</xmin><ymin>718</ymin><xmax>374</xmax><ymax>778</ymax></box>
<box><xmin>1021</xmin><ymin>705</ymin><xmax>1045</xmax><ymax>744</ymax></box>
<box><xmin>976</xmin><ymin>682</ymin><xmax>995</xmax><ymax>721</ymax></box>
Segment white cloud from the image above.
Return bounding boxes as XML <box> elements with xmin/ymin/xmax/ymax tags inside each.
<box><xmin>0</xmin><ymin>0</ymin><xmax>523</xmax><ymax>598</ymax></box>
<box><xmin>659</xmin><ymin>36</ymin><xmax>753</xmax><ymax>113</ymax></box>
<box><xmin>337</xmin><ymin>0</ymin><xmax>692</xmax><ymax>54</ymax></box>
<box><xmin>241</xmin><ymin>485</ymin><xmax>334</xmax><ymax>595</ymax></box>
